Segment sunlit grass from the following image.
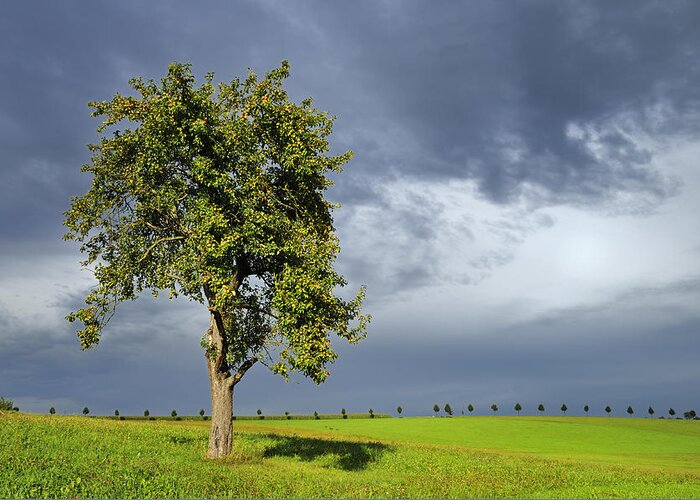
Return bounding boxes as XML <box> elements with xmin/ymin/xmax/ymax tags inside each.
<box><xmin>1</xmin><ymin>413</ymin><xmax>699</xmax><ymax>498</ymax></box>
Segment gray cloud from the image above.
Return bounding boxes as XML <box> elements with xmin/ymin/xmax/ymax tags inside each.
<box><xmin>1</xmin><ymin>1</ymin><xmax>699</xmax><ymax>418</ymax></box>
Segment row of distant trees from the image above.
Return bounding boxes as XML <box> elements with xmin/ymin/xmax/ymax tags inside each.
<box><xmin>37</xmin><ymin>404</ymin><xmax>698</xmax><ymax>420</ymax></box>
<box><xmin>425</xmin><ymin>403</ymin><xmax>697</xmax><ymax>419</ymax></box>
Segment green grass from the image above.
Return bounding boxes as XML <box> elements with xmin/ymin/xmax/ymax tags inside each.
<box><xmin>1</xmin><ymin>413</ymin><xmax>699</xmax><ymax>498</ymax></box>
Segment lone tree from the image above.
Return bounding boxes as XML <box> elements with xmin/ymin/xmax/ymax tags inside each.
<box><xmin>257</xmin><ymin>408</ymin><xmax>263</xmax><ymax>419</ymax></box>
<box><xmin>397</xmin><ymin>406</ymin><xmax>402</xmax><ymax>416</ymax></box>
<box><xmin>444</xmin><ymin>403</ymin><xmax>453</xmax><ymax>416</ymax></box>
<box><xmin>491</xmin><ymin>404</ymin><xmax>498</xmax><ymax>414</ymax></box>
<box><xmin>514</xmin><ymin>403</ymin><xmax>522</xmax><ymax>416</ymax></box>
<box><xmin>467</xmin><ymin>404</ymin><xmax>474</xmax><ymax>414</ymax></box>
<box><xmin>200</xmin><ymin>408</ymin><xmax>206</xmax><ymax>418</ymax></box>
<box><xmin>63</xmin><ymin>62</ymin><xmax>369</xmax><ymax>458</ymax></box>
<box><xmin>626</xmin><ymin>405</ymin><xmax>634</xmax><ymax>416</ymax></box>
<box><xmin>171</xmin><ymin>409</ymin><xmax>177</xmax><ymax>417</ymax></box>
<box><xmin>341</xmin><ymin>408</ymin><xmax>347</xmax><ymax>419</ymax></box>
<box><xmin>560</xmin><ymin>404</ymin><xmax>567</xmax><ymax>415</ymax></box>
<box><xmin>583</xmin><ymin>405</ymin><xmax>589</xmax><ymax>415</ymax></box>
<box><xmin>647</xmin><ymin>406</ymin><xmax>654</xmax><ymax>417</ymax></box>
<box><xmin>83</xmin><ymin>407</ymin><xmax>90</xmax><ymax>416</ymax></box>
<box><xmin>49</xmin><ymin>407</ymin><xmax>56</xmax><ymax>415</ymax></box>
<box><xmin>537</xmin><ymin>404</ymin><xmax>545</xmax><ymax>414</ymax></box>
<box><xmin>368</xmin><ymin>408</ymin><xmax>374</xmax><ymax>418</ymax></box>
<box><xmin>433</xmin><ymin>404</ymin><xmax>440</xmax><ymax>416</ymax></box>
<box><xmin>669</xmin><ymin>408</ymin><xmax>676</xmax><ymax>418</ymax></box>
<box><xmin>605</xmin><ymin>405</ymin><xmax>612</xmax><ymax>416</ymax></box>
<box><xmin>114</xmin><ymin>409</ymin><xmax>120</xmax><ymax>417</ymax></box>
<box><xmin>144</xmin><ymin>409</ymin><xmax>150</xmax><ymax>417</ymax></box>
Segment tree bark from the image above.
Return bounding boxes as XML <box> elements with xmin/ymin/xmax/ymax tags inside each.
<box><xmin>207</xmin><ymin>363</ymin><xmax>234</xmax><ymax>459</ymax></box>
<box><xmin>205</xmin><ymin>312</ymin><xmax>234</xmax><ymax>459</ymax></box>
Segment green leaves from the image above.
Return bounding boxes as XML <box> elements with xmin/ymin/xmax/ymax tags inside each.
<box><xmin>65</xmin><ymin>61</ymin><xmax>369</xmax><ymax>382</ymax></box>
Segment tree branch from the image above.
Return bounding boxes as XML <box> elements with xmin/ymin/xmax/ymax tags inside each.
<box><xmin>137</xmin><ymin>236</ymin><xmax>184</xmax><ymax>264</ymax></box>
<box><xmin>229</xmin><ymin>357</ymin><xmax>257</xmax><ymax>387</ymax></box>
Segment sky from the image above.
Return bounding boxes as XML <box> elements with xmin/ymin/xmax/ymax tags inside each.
<box><xmin>1</xmin><ymin>1</ymin><xmax>699</xmax><ymax>418</ymax></box>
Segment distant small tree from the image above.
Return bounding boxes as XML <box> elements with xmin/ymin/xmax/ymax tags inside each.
<box><xmin>144</xmin><ymin>409</ymin><xmax>150</xmax><ymax>417</ymax></box>
<box><xmin>13</xmin><ymin>407</ymin><xmax>18</xmax><ymax>412</ymax></box>
<box><xmin>257</xmin><ymin>408</ymin><xmax>263</xmax><ymax>419</ymax></box>
<box><xmin>605</xmin><ymin>405</ymin><xmax>612</xmax><ymax>416</ymax></box>
<box><xmin>669</xmin><ymin>408</ymin><xmax>676</xmax><ymax>418</ymax></box>
<box><xmin>647</xmin><ymin>406</ymin><xmax>654</xmax><ymax>418</ymax></box>
<box><xmin>0</xmin><ymin>397</ymin><xmax>13</xmax><ymax>411</ymax></box>
<box><xmin>341</xmin><ymin>408</ymin><xmax>347</xmax><ymax>419</ymax></box>
<box><xmin>171</xmin><ymin>409</ymin><xmax>177</xmax><ymax>417</ymax></box>
<box><xmin>583</xmin><ymin>405</ymin><xmax>589</xmax><ymax>415</ymax></box>
<box><xmin>285</xmin><ymin>411</ymin><xmax>290</xmax><ymax>420</ymax></box>
<box><xmin>83</xmin><ymin>407</ymin><xmax>90</xmax><ymax>416</ymax></box>
<box><xmin>114</xmin><ymin>409</ymin><xmax>120</xmax><ymax>417</ymax></box>
<box><xmin>199</xmin><ymin>408</ymin><xmax>205</xmax><ymax>418</ymax></box>
<box><xmin>491</xmin><ymin>404</ymin><xmax>498</xmax><ymax>414</ymax></box>
<box><xmin>49</xmin><ymin>407</ymin><xmax>56</xmax><ymax>415</ymax></box>
<box><xmin>444</xmin><ymin>404</ymin><xmax>453</xmax><ymax>416</ymax></box>
<box><xmin>538</xmin><ymin>404</ymin><xmax>545</xmax><ymax>414</ymax></box>
<box><xmin>314</xmin><ymin>411</ymin><xmax>319</xmax><ymax>420</ymax></box>
<box><xmin>433</xmin><ymin>404</ymin><xmax>440</xmax><ymax>416</ymax></box>
<box><xmin>467</xmin><ymin>404</ymin><xmax>474</xmax><ymax>414</ymax></box>
<box><xmin>514</xmin><ymin>403</ymin><xmax>522</xmax><ymax>416</ymax></box>
<box><xmin>560</xmin><ymin>404</ymin><xmax>567</xmax><ymax>415</ymax></box>
<box><xmin>684</xmin><ymin>410</ymin><xmax>696</xmax><ymax>420</ymax></box>
<box><xmin>369</xmin><ymin>408</ymin><xmax>374</xmax><ymax>418</ymax></box>
<box><xmin>397</xmin><ymin>406</ymin><xmax>403</xmax><ymax>416</ymax></box>
<box><xmin>626</xmin><ymin>406</ymin><xmax>634</xmax><ymax>416</ymax></box>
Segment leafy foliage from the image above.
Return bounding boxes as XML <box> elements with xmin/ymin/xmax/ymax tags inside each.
<box><xmin>514</xmin><ymin>403</ymin><xmax>522</xmax><ymax>415</ymax></box>
<box><xmin>82</xmin><ymin>407</ymin><xmax>89</xmax><ymax>416</ymax></box>
<box><xmin>538</xmin><ymin>404</ymin><xmax>545</xmax><ymax>413</ymax></box>
<box><xmin>433</xmin><ymin>404</ymin><xmax>440</xmax><ymax>415</ymax></box>
<box><xmin>0</xmin><ymin>397</ymin><xmax>13</xmax><ymax>411</ymax></box>
<box><xmin>467</xmin><ymin>404</ymin><xmax>474</xmax><ymax>413</ymax></box>
<box><xmin>491</xmin><ymin>404</ymin><xmax>498</xmax><ymax>414</ymax></box>
<box><xmin>560</xmin><ymin>404</ymin><xmax>567</xmax><ymax>415</ymax></box>
<box><xmin>444</xmin><ymin>404</ymin><xmax>452</xmax><ymax>416</ymax></box>
<box><xmin>63</xmin><ymin>61</ymin><xmax>369</xmax><ymax>386</ymax></box>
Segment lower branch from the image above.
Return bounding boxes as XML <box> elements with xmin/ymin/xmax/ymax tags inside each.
<box><xmin>229</xmin><ymin>358</ymin><xmax>257</xmax><ymax>387</ymax></box>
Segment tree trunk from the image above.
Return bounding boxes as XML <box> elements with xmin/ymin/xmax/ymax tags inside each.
<box><xmin>205</xmin><ymin>311</ymin><xmax>234</xmax><ymax>459</ymax></box>
<box><xmin>207</xmin><ymin>363</ymin><xmax>234</xmax><ymax>459</ymax></box>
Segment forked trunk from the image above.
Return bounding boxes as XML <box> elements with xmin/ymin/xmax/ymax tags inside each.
<box><xmin>207</xmin><ymin>362</ymin><xmax>234</xmax><ymax>458</ymax></box>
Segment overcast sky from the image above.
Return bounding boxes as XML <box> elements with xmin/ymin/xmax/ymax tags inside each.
<box><xmin>1</xmin><ymin>1</ymin><xmax>699</xmax><ymax>418</ymax></box>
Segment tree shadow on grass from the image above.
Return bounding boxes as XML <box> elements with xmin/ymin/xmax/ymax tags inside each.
<box><xmin>262</xmin><ymin>434</ymin><xmax>392</xmax><ymax>471</ymax></box>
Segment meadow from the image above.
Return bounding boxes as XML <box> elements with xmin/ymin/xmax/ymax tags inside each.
<box><xmin>1</xmin><ymin>412</ymin><xmax>699</xmax><ymax>498</ymax></box>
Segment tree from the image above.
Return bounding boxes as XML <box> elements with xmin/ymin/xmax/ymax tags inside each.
<box><xmin>49</xmin><ymin>407</ymin><xmax>56</xmax><ymax>415</ymax></box>
<box><xmin>0</xmin><ymin>397</ymin><xmax>13</xmax><ymax>411</ymax></box>
<box><xmin>314</xmin><ymin>411</ymin><xmax>319</xmax><ymax>420</ymax></box>
<box><xmin>144</xmin><ymin>409</ymin><xmax>150</xmax><ymax>417</ymax></box>
<box><xmin>560</xmin><ymin>404</ymin><xmax>567</xmax><ymax>415</ymax></box>
<box><xmin>684</xmin><ymin>410</ymin><xmax>696</xmax><ymax>420</ymax></box>
<box><xmin>669</xmin><ymin>408</ymin><xmax>676</xmax><ymax>418</ymax></box>
<box><xmin>341</xmin><ymin>408</ymin><xmax>347</xmax><ymax>419</ymax></box>
<box><xmin>583</xmin><ymin>405</ymin><xmax>589</xmax><ymax>415</ymax></box>
<box><xmin>257</xmin><ymin>408</ymin><xmax>263</xmax><ymax>419</ymax></box>
<box><xmin>200</xmin><ymin>408</ymin><xmax>206</xmax><ymax>418</ymax></box>
<box><xmin>368</xmin><ymin>408</ymin><xmax>374</xmax><ymax>418</ymax></box>
<box><xmin>537</xmin><ymin>404</ymin><xmax>545</xmax><ymax>414</ymax></box>
<box><xmin>285</xmin><ymin>411</ymin><xmax>290</xmax><ymax>420</ymax></box>
<box><xmin>491</xmin><ymin>404</ymin><xmax>498</xmax><ymax>414</ymax></box>
<box><xmin>444</xmin><ymin>403</ymin><xmax>453</xmax><ymax>416</ymax></box>
<box><xmin>83</xmin><ymin>407</ymin><xmax>90</xmax><ymax>416</ymax></box>
<box><xmin>63</xmin><ymin>61</ymin><xmax>370</xmax><ymax>458</ymax></box>
<box><xmin>114</xmin><ymin>409</ymin><xmax>120</xmax><ymax>417</ymax></box>
<box><xmin>647</xmin><ymin>406</ymin><xmax>654</xmax><ymax>417</ymax></box>
<box><xmin>514</xmin><ymin>403</ymin><xmax>522</xmax><ymax>416</ymax></box>
<box><xmin>433</xmin><ymin>404</ymin><xmax>440</xmax><ymax>416</ymax></box>
<box><xmin>626</xmin><ymin>406</ymin><xmax>634</xmax><ymax>416</ymax></box>
<box><xmin>171</xmin><ymin>409</ymin><xmax>177</xmax><ymax>417</ymax></box>
<box><xmin>397</xmin><ymin>406</ymin><xmax>403</xmax><ymax>416</ymax></box>
<box><xmin>467</xmin><ymin>404</ymin><xmax>474</xmax><ymax>414</ymax></box>
<box><xmin>605</xmin><ymin>405</ymin><xmax>612</xmax><ymax>416</ymax></box>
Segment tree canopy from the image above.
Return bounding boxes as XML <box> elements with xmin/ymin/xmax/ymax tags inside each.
<box><xmin>64</xmin><ymin>61</ymin><xmax>369</xmax><ymax>386</ymax></box>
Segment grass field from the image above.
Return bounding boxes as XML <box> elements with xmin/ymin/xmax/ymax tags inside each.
<box><xmin>1</xmin><ymin>412</ymin><xmax>699</xmax><ymax>498</ymax></box>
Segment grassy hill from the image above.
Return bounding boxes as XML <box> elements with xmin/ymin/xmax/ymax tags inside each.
<box><xmin>1</xmin><ymin>412</ymin><xmax>699</xmax><ymax>498</ymax></box>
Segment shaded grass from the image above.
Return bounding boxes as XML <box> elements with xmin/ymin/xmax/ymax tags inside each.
<box><xmin>1</xmin><ymin>413</ymin><xmax>699</xmax><ymax>498</ymax></box>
